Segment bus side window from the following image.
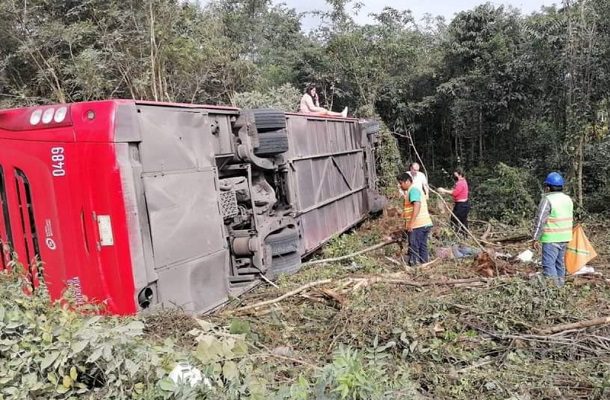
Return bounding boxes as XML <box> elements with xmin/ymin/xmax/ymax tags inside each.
<box><xmin>0</xmin><ymin>166</ymin><xmax>13</xmax><ymax>268</ymax></box>
<box><xmin>15</xmin><ymin>169</ymin><xmax>40</xmax><ymax>264</ymax></box>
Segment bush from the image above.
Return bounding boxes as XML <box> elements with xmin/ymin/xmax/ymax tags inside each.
<box><xmin>231</xmin><ymin>83</ymin><xmax>301</xmax><ymax>111</ymax></box>
<box><xmin>0</xmin><ymin>261</ymin><xmax>269</xmax><ymax>399</ymax></box>
<box><xmin>277</xmin><ymin>345</ymin><xmax>419</xmax><ymax>400</ymax></box>
<box><xmin>376</xmin><ymin>122</ymin><xmax>403</xmax><ymax>196</ymax></box>
<box><xmin>583</xmin><ymin>136</ymin><xmax>610</xmax><ymax>214</ymax></box>
<box><xmin>469</xmin><ymin>162</ymin><xmax>538</xmax><ymax>225</ymax></box>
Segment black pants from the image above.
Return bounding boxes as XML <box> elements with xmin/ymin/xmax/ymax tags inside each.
<box><xmin>451</xmin><ymin>201</ymin><xmax>470</xmax><ymax>235</ymax></box>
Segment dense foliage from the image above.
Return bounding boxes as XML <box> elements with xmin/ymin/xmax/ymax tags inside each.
<box><xmin>1</xmin><ymin>0</ymin><xmax>610</xmax><ymax>217</ymax></box>
<box><xmin>0</xmin><ymin>262</ymin><xmax>270</xmax><ymax>399</ymax></box>
<box><xmin>0</xmin><ymin>260</ymin><xmax>423</xmax><ymax>399</ymax></box>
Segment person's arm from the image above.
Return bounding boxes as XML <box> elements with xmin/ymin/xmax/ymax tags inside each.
<box><xmin>419</xmin><ymin>174</ymin><xmax>429</xmax><ymax>196</ymax></box>
<box><xmin>408</xmin><ymin>201</ymin><xmax>421</xmax><ymax>232</ymax></box>
<box><xmin>398</xmin><ymin>184</ymin><xmax>406</xmax><ymax>198</ymax></box>
<box><xmin>407</xmin><ymin>188</ymin><xmax>422</xmax><ymax>231</ymax></box>
<box><xmin>304</xmin><ymin>95</ymin><xmax>327</xmax><ymax>113</ymax></box>
<box><xmin>438</xmin><ymin>184</ymin><xmax>452</xmax><ymax>195</ymax></box>
<box><xmin>532</xmin><ymin>197</ymin><xmax>551</xmax><ymax>241</ymax></box>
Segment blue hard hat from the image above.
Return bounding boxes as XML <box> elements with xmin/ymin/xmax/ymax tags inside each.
<box><xmin>544</xmin><ymin>172</ymin><xmax>564</xmax><ymax>187</ymax></box>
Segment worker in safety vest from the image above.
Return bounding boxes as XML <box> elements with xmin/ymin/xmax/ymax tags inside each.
<box><xmin>532</xmin><ymin>172</ymin><xmax>573</xmax><ymax>286</ymax></box>
<box><xmin>397</xmin><ymin>173</ymin><xmax>433</xmax><ymax>266</ymax></box>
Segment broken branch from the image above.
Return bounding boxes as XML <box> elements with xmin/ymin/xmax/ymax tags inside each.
<box><xmin>538</xmin><ymin>316</ymin><xmax>610</xmax><ymax>335</ymax></box>
<box><xmin>301</xmin><ymin>240</ymin><xmax>397</xmax><ymax>268</ymax></box>
<box><xmin>233</xmin><ymin>279</ymin><xmax>332</xmax><ymax>313</ymax></box>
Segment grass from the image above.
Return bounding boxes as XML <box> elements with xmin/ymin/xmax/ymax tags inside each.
<box><xmin>206</xmin><ymin>212</ymin><xmax>610</xmax><ymax>399</ymax></box>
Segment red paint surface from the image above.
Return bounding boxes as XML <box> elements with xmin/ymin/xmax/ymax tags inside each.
<box><xmin>0</xmin><ymin>101</ymin><xmax>137</xmax><ymax>314</ymax></box>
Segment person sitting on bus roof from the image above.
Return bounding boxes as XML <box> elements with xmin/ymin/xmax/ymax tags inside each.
<box><xmin>299</xmin><ymin>84</ymin><xmax>348</xmax><ymax>118</ymax></box>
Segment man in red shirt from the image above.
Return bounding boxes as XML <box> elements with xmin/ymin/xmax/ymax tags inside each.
<box><xmin>438</xmin><ymin>168</ymin><xmax>470</xmax><ymax>235</ymax></box>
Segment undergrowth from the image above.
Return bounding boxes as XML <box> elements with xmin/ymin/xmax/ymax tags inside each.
<box><xmin>220</xmin><ymin>215</ymin><xmax>610</xmax><ymax>400</ymax></box>
<box><xmin>0</xmin><ymin>261</ymin><xmax>270</xmax><ymax>399</ymax></box>
<box><xmin>2</xmin><ymin>214</ymin><xmax>609</xmax><ymax>399</ymax></box>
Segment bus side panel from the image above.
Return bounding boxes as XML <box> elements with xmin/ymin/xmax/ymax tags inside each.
<box><xmin>76</xmin><ymin>143</ymin><xmax>137</xmax><ymax>314</ymax></box>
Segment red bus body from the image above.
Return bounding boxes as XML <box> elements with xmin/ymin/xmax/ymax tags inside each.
<box><xmin>0</xmin><ymin>100</ymin><xmax>383</xmax><ymax>315</ymax></box>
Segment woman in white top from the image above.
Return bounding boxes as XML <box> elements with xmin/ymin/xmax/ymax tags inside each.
<box><xmin>299</xmin><ymin>85</ymin><xmax>348</xmax><ymax>117</ymax></box>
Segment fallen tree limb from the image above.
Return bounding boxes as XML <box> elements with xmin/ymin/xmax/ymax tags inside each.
<box><xmin>254</xmin><ymin>343</ymin><xmax>320</xmax><ymax>370</ymax></box>
<box><xmin>493</xmin><ymin>233</ymin><xmax>531</xmax><ymax>243</ymax></box>
<box><xmin>469</xmin><ymin>324</ymin><xmax>604</xmax><ymax>356</ymax></box>
<box><xmin>412</xmin><ymin>258</ymin><xmax>440</xmax><ymax>270</ymax></box>
<box><xmin>456</xmin><ymin>359</ymin><xmax>494</xmax><ymax>374</ymax></box>
<box><xmin>231</xmin><ymin>275</ymin><xmax>511</xmax><ymax>314</ymax></box>
<box><xmin>234</xmin><ymin>279</ymin><xmax>332</xmax><ymax>313</ymax></box>
<box><xmin>301</xmin><ymin>240</ymin><xmax>398</xmax><ymax>268</ymax></box>
<box><xmin>354</xmin><ymin>275</ymin><xmax>501</xmax><ymax>289</ymax></box>
<box><xmin>421</xmin><ymin>277</ymin><xmax>494</xmax><ymax>286</ymax></box>
<box><xmin>538</xmin><ymin>316</ymin><xmax>610</xmax><ymax>335</ymax></box>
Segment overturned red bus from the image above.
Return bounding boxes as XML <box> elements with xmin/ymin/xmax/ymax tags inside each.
<box><xmin>0</xmin><ymin>100</ymin><xmax>385</xmax><ymax>315</ymax></box>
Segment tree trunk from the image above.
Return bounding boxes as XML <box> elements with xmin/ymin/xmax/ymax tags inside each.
<box><xmin>479</xmin><ymin>106</ymin><xmax>484</xmax><ymax>163</ymax></box>
<box><xmin>149</xmin><ymin>1</ymin><xmax>158</xmax><ymax>101</ymax></box>
<box><xmin>577</xmin><ymin>134</ymin><xmax>584</xmax><ymax>207</ymax></box>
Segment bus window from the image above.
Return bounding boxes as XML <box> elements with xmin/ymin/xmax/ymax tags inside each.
<box><xmin>15</xmin><ymin>169</ymin><xmax>40</xmax><ymax>269</ymax></box>
<box><xmin>0</xmin><ymin>166</ymin><xmax>13</xmax><ymax>269</ymax></box>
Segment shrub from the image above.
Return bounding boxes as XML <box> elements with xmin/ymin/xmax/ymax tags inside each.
<box><xmin>376</xmin><ymin>122</ymin><xmax>403</xmax><ymax>196</ymax></box>
<box><xmin>469</xmin><ymin>162</ymin><xmax>538</xmax><ymax>225</ymax></box>
<box><xmin>0</xmin><ymin>261</ymin><xmax>268</xmax><ymax>399</ymax></box>
<box><xmin>278</xmin><ymin>345</ymin><xmax>419</xmax><ymax>400</ymax></box>
<box><xmin>231</xmin><ymin>83</ymin><xmax>301</xmax><ymax>111</ymax></box>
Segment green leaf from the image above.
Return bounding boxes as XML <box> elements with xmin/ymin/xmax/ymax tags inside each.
<box><xmin>86</xmin><ymin>347</ymin><xmax>103</xmax><ymax>363</ymax></box>
<box><xmin>41</xmin><ymin>332</ymin><xmax>53</xmax><ymax>344</ymax></box>
<box><xmin>195</xmin><ymin>319</ymin><xmax>215</xmax><ymax>332</ymax></box>
<box><xmin>232</xmin><ymin>339</ymin><xmax>249</xmax><ymax>357</ymax></box>
<box><xmin>195</xmin><ymin>335</ymin><xmax>222</xmax><ymax>363</ymax></box>
<box><xmin>83</xmin><ymin>316</ymin><xmax>102</xmax><ymax>327</ymax></box>
<box><xmin>47</xmin><ymin>373</ymin><xmax>58</xmax><ymax>385</ymax></box>
<box><xmin>123</xmin><ymin>320</ymin><xmax>145</xmax><ymax>336</ymax></box>
<box><xmin>70</xmin><ymin>341</ymin><xmax>87</xmax><ymax>354</ymax></box>
<box><xmin>102</xmin><ymin>344</ymin><xmax>113</xmax><ymax>361</ymax></box>
<box><xmin>124</xmin><ymin>359</ymin><xmax>139</xmax><ymax>377</ymax></box>
<box><xmin>229</xmin><ymin>319</ymin><xmax>251</xmax><ymax>335</ymax></box>
<box><xmin>222</xmin><ymin>361</ymin><xmax>239</xmax><ymax>382</ymax></box>
<box><xmin>40</xmin><ymin>351</ymin><xmax>60</xmax><ymax>370</ymax></box>
<box><xmin>56</xmin><ymin>385</ymin><xmax>69</xmax><ymax>394</ymax></box>
<box><xmin>69</xmin><ymin>367</ymin><xmax>78</xmax><ymax>381</ymax></box>
<box><xmin>158</xmin><ymin>378</ymin><xmax>175</xmax><ymax>392</ymax></box>
<box><xmin>62</xmin><ymin>375</ymin><xmax>73</xmax><ymax>388</ymax></box>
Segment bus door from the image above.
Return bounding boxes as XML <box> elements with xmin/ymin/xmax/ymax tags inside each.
<box><xmin>0</xmin><ymin>162</ymin><xmax>43</xmax><ymax>288</ymax></box>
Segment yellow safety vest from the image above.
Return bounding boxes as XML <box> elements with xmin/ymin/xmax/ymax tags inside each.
<box><xmin>403</xmin><ymin>187</ymin><xmax>433</xmax><ymax>229</ymax></box>
<box><xmin>540</xmin><ymin>192</ymin><xmax>573</xmax><ymax>243</ymax></box>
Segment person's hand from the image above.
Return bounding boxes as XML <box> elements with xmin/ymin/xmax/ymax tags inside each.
<box><xmin>531</xmin><ymin>240</ymin><xmax>540</xmax><ymax>251</ymax></box>
<box><xmin>407</xmin><ymin>223</ymin><xmax>414</xmax><ymax>232</ymax></box>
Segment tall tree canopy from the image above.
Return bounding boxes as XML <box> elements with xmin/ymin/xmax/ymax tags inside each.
<box><xmin>1</xmin><ymin>0</ymin><xmax>609</xmax><ymax>212</ymax></box>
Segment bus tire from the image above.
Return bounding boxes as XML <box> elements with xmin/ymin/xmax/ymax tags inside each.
<box><xmin>252</xmin><ymin>109</ymin><xmax>286</xmax><ymax>132</ymax></box>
